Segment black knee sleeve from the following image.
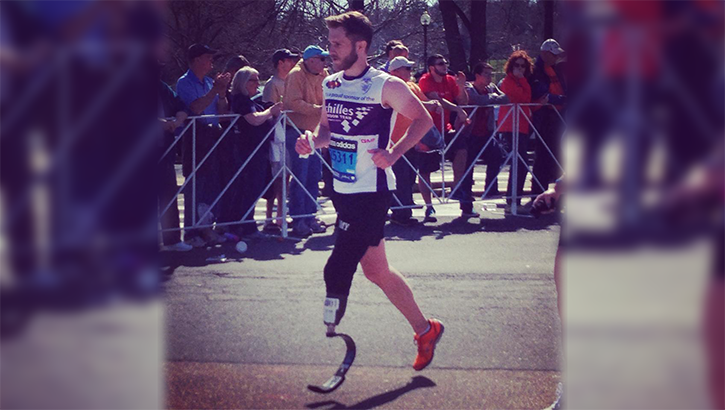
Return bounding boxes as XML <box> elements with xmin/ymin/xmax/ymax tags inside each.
<box><xmin>323</xmin><ymin>247</ymin><xmax>360</xmax><ymax>297</ymax></box>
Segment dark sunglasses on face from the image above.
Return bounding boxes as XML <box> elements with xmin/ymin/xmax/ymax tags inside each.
<box><xmin>435</xmin><ymin>61</ymin><xmax>448</xmax><ymax>67</ymax></box>
<box><xmin>513</xmin><ymin>63</ymin><xmax>526</xmax><ymax>68</ymax></box>
<box><xmin>401</xmin><ymin>67</ymin><xmax>412</xmax><ymax>71</ymax></box>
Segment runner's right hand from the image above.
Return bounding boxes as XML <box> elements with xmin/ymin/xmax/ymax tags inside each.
<box><xmin>295</xmin><ymin>130</ymin><xmax>315</xmax><ymax>155</ymax></box>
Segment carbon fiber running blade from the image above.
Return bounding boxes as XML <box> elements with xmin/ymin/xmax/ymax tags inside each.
<box><xmin>307</xmin><ymin>333</ymin><xmax>356</xmax><ymax>394</ymax></box>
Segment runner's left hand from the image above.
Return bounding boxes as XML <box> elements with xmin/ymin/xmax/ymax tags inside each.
<box><xmin>368</xmin><ymin>148</ymin><xmax>398</xmax><ymax>169</ymax></box>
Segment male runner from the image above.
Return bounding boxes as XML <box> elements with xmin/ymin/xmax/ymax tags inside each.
<box><xmin>295</xmin><ymin>11</ymin><xmax>443</xmax><ymax>371</ymax></box>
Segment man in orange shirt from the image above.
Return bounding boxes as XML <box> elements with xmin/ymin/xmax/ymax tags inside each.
<box><xmin>387</xmin><ymin>56</ymin><xmax>442</xmax><ymax>225</ymax></box>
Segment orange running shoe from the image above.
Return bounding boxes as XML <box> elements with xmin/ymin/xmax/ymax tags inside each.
<box><xmin>413</xmin><ymin>318</ymin><xmax>444</xmax><ymax>371</ymax></box>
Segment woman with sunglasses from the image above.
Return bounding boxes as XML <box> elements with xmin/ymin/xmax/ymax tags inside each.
<box><xmin>497</xmin><ymin>50</ymin><xmax>534</xmax><ymax>212</ymax></box>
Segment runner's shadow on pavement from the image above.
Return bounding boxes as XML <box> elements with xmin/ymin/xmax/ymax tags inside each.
<box><xmin>304</xmin><ymin>376</ymin><xmax>436</xmax><ymax>410</ymax></box>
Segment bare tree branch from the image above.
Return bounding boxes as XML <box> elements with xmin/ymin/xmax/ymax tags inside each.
<box><xmin>452</xmin><ymin>0</ymin><xmax>471</xmax><ymax>31</ymax></box>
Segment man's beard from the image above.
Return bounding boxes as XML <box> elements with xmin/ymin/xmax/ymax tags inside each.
<box><xmin>434</xmin><ymin>67</ymin><xmax>447</xmax><ymax>77</ymax></box>
<box><xmin>336</xmin><ymin>48</ymin><xmax>358</xmax><ymax>71</ymax></box>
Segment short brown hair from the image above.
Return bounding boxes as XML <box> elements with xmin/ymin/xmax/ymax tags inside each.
<box><xmin>472</xmin><ymin>62</ymin><xmax>494</xmax><ymax>76</ymax></box>
<box><xmin>224</xmin><ymin>55</ymin><xmax>250</xmax><ymax>74</ymax></box>
<box><xmin>325</xmin><ymin>11</ymin><xmax>374</xmax><ymax>52</ymax></box>
<box><xmin>385</xmin><ymin>40</ymin><xmax>404</xmax><ymax>55</ymax></box>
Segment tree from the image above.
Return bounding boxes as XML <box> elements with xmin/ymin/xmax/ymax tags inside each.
<box><xmin>349</xmin><ymin>0</ymin><xmax>365</xmax><ymax>12</ymax></box>
<box><xmin>543</xmin><ymin>0</ymin><xmax>554</xmax><ymax>39</ymax></box>
<box><xmin>469</xmin><ymin>0</ymin><xmax>487</xmax><ymax>69</ymax></box>
<box><xmin>437</xmin><ymin>0</ymin><xmax>488</xmax><ymax>73</ymax></box>
<box><xmin>161</xmin><ymin>0</ymin><xmax>558</xmax><ymax>84</ymax></box>
<box><xmin>438</xmin><ymin>0</ymin><xmax>467</xmax><ymax>72</ymax></box>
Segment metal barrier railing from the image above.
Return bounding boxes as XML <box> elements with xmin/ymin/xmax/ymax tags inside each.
<box><xmin>158</xmin><ymin>102</ymin><xmax>566</xmax><ymax>242</ymax></box>
<box><xmin>412</xmin><ymin>102</ymin><xmax>566</xmax><ymax>216</ymax></box>
<box><xmin>159</xmin><ymin>111</ymin><xmax>332</xmax><ymax>240</ymax></box>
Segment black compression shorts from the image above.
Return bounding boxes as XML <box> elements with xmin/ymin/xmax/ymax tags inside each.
<box><xmin>323</xmin><ymin>191</ymin><xmax>391</xmax><ymax>297</ymax></box>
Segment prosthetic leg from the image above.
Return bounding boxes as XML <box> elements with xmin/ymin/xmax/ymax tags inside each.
<box><xmin>307</xmin><ymin>206</ymin><xmax>373</xmax><ymax>393</ymax></box>
<box><xmin>307</xmin><ymin>295</ymin><xmax>356</xmax><ymax>394</ymax></box>
<box><xmin>307</xmin><ymin>245</ymin><xmax>362</xmax><ymax>394</ymax></box>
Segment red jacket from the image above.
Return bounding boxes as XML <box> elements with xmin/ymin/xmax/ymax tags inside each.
<box><xmin>497</xmin><ymin>73</ymin><xmax>532</xmax><ymax>134</ymax></box>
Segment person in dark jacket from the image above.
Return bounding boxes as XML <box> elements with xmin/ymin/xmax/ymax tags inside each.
<box><xmin>228</xmin><ymin>67</ymin><xmax>282</xmax><ymax>239</ymax></box>
<box><xmin>529</xmin><ymin>39</ymin><xmax>567</xmax><ymax>196</ymax></box>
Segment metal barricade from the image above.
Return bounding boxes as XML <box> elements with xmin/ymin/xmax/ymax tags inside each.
<box><xmin>159</xmin><ymin>111</ymin><xmax>332</xmax><ymax>240</ymax></box>
<box><xmin>391</xmin><ymin>102</ymin><xmax>566</xmax><ymax>217</ymax></box>
<box><xmin>158</xmin><ymin>102</ymin><xmax>567</xmax><ymax>242</ymax></box>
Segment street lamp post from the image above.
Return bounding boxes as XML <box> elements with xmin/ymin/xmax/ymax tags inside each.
<box><xmin>420</xmin><ymin>10</ymin><xmax>431</xmax><ymax>70</ymax></box>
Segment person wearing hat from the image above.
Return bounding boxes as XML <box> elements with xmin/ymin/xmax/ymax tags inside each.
<box><xmin>387</xmin><ymin>56</ymin><xmax>444</xmax><ymax>225</ymax></box>
<box><xmin>283</xmin><ymin>45</ymin><xmax>329</xmax><ymax>237</ymax></box>
<box><xmin>175</xmin><ymin>44</ymin><xmax>231</xmax><ymax>246</ymax></box>
<box><xmin>260</xmin><ymin>49</ymin><xmax>299</xmax><ymax>234</ymax></box>
<box><xmin>263</xmin><ymin>49</ymin><xmax>299</xmax><ymax>104</ymax></box>
<box><xmin>177</xmin><ymin>44</ymin><xmax>230</xmax><ymax>120</ymax></box>
<box><xmin>529</xmin><ymin>38</ymin><xmax>567</xmax><ymax>196</ymax></box>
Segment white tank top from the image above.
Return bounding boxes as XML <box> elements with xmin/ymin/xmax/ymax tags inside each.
<box><xmin>323</xmin><ymin>66</ymin><xmax>396</xmax><ymax>194</ymax></box>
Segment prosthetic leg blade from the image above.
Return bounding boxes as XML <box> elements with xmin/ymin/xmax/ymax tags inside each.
<box><xmin>307</xmin><ymin>332</ymin><xmax>356</xmax><ymax>394</ymax></box>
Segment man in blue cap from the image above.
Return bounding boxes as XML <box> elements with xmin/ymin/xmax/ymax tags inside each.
<box><xmin>283</xmin><ymin>45</ymin><xmax>330</xmax><ymax>237</ymax></box>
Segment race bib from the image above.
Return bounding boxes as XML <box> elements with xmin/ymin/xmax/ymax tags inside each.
<box><xmin>329</xmin><ymin>138</ymin><xmax>358</xmax><ymax>183</ymax></box>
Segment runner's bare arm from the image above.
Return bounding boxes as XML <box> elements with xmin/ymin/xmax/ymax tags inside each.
<box><xmin>369</xmin><ymin>77</ymin><xmax>434</xmax><ymax>169</ymax></box>
<box><xmin>296</xmin><ymin>106</ymin><xmax>331</xmax><ymax>155</ymax></box>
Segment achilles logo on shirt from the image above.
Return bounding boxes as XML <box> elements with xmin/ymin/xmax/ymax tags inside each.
<box><xmin>327</xmin><ymin>102</ymin><xmax>374</xmax><ymax>133</ymax></box>
<box><xmin>341</xmin><ymin>106</ymin><xmax>373</xmax><ymax>132</ymax></box>
<box><xmin>327</xmin><ymin>103</ymin><xmax>355</xmax><ymax>117</ymax></box>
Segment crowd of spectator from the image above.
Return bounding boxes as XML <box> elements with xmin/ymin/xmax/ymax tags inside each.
<box><xmin>159</xmin><ymin>38</ymin><xmax>567</xmax><ymax>250</ymax></box>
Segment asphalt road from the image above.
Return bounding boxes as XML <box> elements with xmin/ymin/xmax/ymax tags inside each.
<box><xmin>163</xmin><ymin>208</ymin><xmax>562</xmax><ymax>409</ymax></box>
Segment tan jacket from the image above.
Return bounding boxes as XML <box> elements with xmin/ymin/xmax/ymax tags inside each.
<box><xmin>283</xmin><ymin>60</ymin><xmax>328</xmax><ymax>131</ymax></box>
